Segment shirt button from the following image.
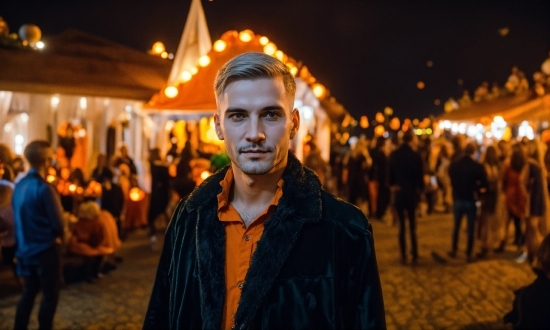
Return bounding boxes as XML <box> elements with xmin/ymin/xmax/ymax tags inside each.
<box><xmin>244</xmin><ymin>235</ymin><xmax>250</xmax><ymax>241</ymax></box>
<box><xmin>237</xmin><ymin>282</ymin><xmax>243</xmax><ymax>289</ymax></box>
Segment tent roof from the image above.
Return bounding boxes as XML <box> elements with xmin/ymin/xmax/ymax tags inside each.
<box><xmin>145</xmin><ymin>30</ymin><xmax>350</xmax><ymax>122</ymax></box>
<box><xmin>437</xmin><ymin>92</ymin><xmax>549</xmax><ymax>124</ymax></box>
<box><xmin>0</xmin><ymin>30</ymin><xmax>172</xmax><ymax>100</ymax></box>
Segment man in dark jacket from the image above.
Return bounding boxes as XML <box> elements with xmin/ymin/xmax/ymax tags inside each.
<box><xmin>13</xmin><ymin>140</ymin><xmax>64</xmax><ymax>329</ymax></box>
<box><xmin>448</xmin><ymin>142</ymin><xmax>487</xmax><ymax>262</ymax></box>
<box><xmin>144</xmin><ymin>52</ymin><xmax>385</xmax><ymax>330</ymax></box>
<box><xmin>388</xmin><ymin>130</ymin><xmax>424</xmax><ymax>265</ymax></box>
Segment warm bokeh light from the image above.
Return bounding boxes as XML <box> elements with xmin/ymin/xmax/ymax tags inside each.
<box><xmin>164</xmin><ymin>86</ymin><xmax>179</xmax><ymax>98</ymax></box>
<box><xmin>239</xmin><ymin>30</ymin><xmax>254</xmax><ymax>42</ymax></box>
<box><xmin>180</xmin><ymin>71</ymin><xmax>192</xmax><ymax>82</ymax></box>
<box><xmin>35</xmin><ymin>41</ymin><xmax>45</xmax><ymax>49</ymax></box>
<box><xmin>190</xmin><ymin>67</ymin><xmax>198</xmax><ymax>75</ymax></box>
<box><xmin>274</xmin><ymin>50</ymin><xmax>285</xmax><ymax>62</ymax></box>
<box><xmin>360</xmin><ymin>116</ymin><xmax>369</xmax><ymax>129</ymax></box>
<box><xmin>68</xmin><ymin>184</ymin><xmax>77</xmax><ymax>193</ymax></box>
<box><xmin>312</xmin><ymin>83</ymin><xmax>327</xmax><ymax>99</ymax></box>
<box><xmin>200</xmin><ymin>171</ymin><xmax>212</xmax><ymax>180</ymax></box>
<box><xmin>374</xmin><ymin>125</ymin><xmax>385</xmax><ymax>137</ymax></box>
<box><xmin>259</xmin><ymin>36</ymin><xmax>269</xmax><ymax>45</ymax></box>
<box><xmin>434</xmin><ymin>99</ymin><xmax>441</xmax><ymax>106</ymax></box>
<box><xmin>129</xmin><ymin>187</ymin><xmax>146</xmax><ymax>202</ymax></box>
<box><xmin>151</xmin><ymin>41</ymin><xmax>165</xmax><ymax>55</ymax></box>
<box><xmin>161</xmin><ymin>51</ymin><xmax>168</xmax><ymax>59</ymax></box>
<box><xmin>412</xmin><ymin>118</ymin><xmax>420</xmax><ymax>126</ymax></box>
<box><xmin>198</xmin><ymin>55</ymin><xmax>211</xmax><ymax>67</ymax></box>
<box><xmin>417</xmin><ymin>81</ymin><xmax>425</xmax><ymax>90</ymax></box>
<box><xmin>290</xmin><ymin>66</ymin><xmax>298</xmax><ymax>76</ymax></box>
<box><xmin>213</xmin><ymin>39</ymin><xmax>227</xmax><ymax>52</ymax></box>
<box><xmin>427</xmin><ymin>60</ymin><xmax>433</xmax><ymax>67</ymax></box>
<box><xmin>384</xmin><ymin>107</ymin><xmax>393</xmax><ymax>116</ymax></box>
<box><xmin>375</xmin><ymin>112</ymin><xmax>385</xmax><ymax>123</ymax></box>
<box><xmin>263</xmin><ymin>42</ymin><xmax>277</xmax><ymax>56</ymax></box>
<box><xmin>46</xmin><ymin>175</ymin><xmax>56</xmax><ymax>183</ymax></box>
<box><xmin>390</xmin><ymin>117</ymin><xmax>401</xmax><ymax>130</ymax></box>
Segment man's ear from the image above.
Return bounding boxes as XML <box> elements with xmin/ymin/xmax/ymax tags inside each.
<box><xmin>290</xmin><ymin>108</ymin><xmax>300</xmax><ymax>139</ymax></box>
<box><xmin>214</xmin><ymin>113</ymin><xmax>224</xmax><ymax>140</ymax></box>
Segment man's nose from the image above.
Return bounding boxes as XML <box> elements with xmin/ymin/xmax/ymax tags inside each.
<box><xmin>244</xmin><ymin>117</ymin><xmax>266</xmax><ymax>142</ymax></box>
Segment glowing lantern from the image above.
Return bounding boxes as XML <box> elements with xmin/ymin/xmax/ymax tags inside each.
<box><xmin>180</xmin><ymin>71</ymin><xmax>192</xmax><ymax>82</ymax></box>
<box><xmin>213</xmin><ymin>40</ymin><xmax>226</xmax><ymax>52</ymax></box>
<box><xmin>161</xmin><ymin>52</ymin><xmax>168</xmax><ymax>59</ymax></box>
<box><xmin>360</xmin><ymin>116</ymin><xmax>369</xmax><ymax>129</ymax></box>
<box><xmin>129</xmin><ymin>187</ymin><xmax>145</xmax><ymax>202</ymax></box>
<box><xmin>151</xmin><ymin>41</ymin><xmax>165</xmax><ymax>55</ymax></box>
<box><xmin>239</xmin><ymin>30</ymin><xmax>254</xmax><ymax>42</ymax></box>
<box><xmin>417</xmin><ymin>81</ymin><xmax>425</xmax><ymax>90</ymax></box>
<box><xmin>86</xmin><ymin>181</ymin><xmax>102</xmax><ymax>196</ymax></box>
<box><xmin>375</xmin><ymin>112</ymin><xmax>385</xmax><ymax>123</ymax></box>
<box><xmin>389</xmin><ymin>117</ymin><xmax>401</xmax><ymax>130</ymax></box>
<box><xmin>263</xmin><ymin>42</ymin><xmax>277</xmax><ymax>56</ymax></box>
<box><xmin>259</xmin><ymin>36</ymin><xmax>269</xmax><ymax>45</ymax></box>
<box><xmin>427</xmin><ymin>60</ymin><xmax>433</xmax><ymax>67</ymax></box>
<box><xmin>290</xmin><ymin>67</ymin><xmax>298</xmax><ymax>76</ymax></box>
<box><xmin>48</xmin><ymin>167</ymin><xmax>57</xmax><ymax>176</ymax></box>
<box><xmin>274</xmin><ymin>50</ymin><xmax>285</xmax><ymax>62</ymax></box>
<box><xmin>18</xmin><ymin>24</ymin><xmax>41</xmax><ymax>43</ymax></box>
<box><xmin>164</xmin><ymin>86</ymin><xmax>179</xmax><ymax>98</ymax></box>
<box><xmin>198</xmin><ymin>55</ymin><xmax>211</xmax><ymax>67</ymax></box>
<box><xmin>68</xmin><ymin>184</ymin><xmax>77</xmax><ymax>193</ymax></box>
<box><xmin>374</xmin><ymin>125</ymin><xmax>385</xmax><ymax>137</ymax></box>
<box><xmin>46</xmin><ymin>175</ymin><xmax>56</xmax><ymax>183</ymax></box>
<box><xmin>312</xmin><ymin>83</ymin><xmax>327</xmax><ymax>99</ymax></box>
<box><xmin>191</xmin><ymin>67</ymin><xmax>198</xmax><ymax>75</ymax></box>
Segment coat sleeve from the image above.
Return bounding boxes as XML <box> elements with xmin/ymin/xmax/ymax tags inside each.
<box><xmin>346</xmin><ymin>222</ymin><xmax>387</xmax><ymax>329</ymax></box>
<box><xmin>143</xmin><ymin>200</ymin><xmax>185</xmax><ymax>330</ymax></box>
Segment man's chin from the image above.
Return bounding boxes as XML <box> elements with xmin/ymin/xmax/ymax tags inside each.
<box><xmin>237</xmin><ymin>161</ymin><xmax>273</xmax><ymax>176</ymax></box>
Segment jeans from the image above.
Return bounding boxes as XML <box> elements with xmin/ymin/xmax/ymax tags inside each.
<box><xmin>14</xmin><ymin>245</ymin><xmax>61</xmax><ymax>330</ymax></box>
<box><xmin>452</xmin><ymin>200</ymin><xmax>477</xmax><ymax>256</ymax></box>
<box><xmin>395</xmin><ymin>192</ymin><xmax>418</xmax><ymax>260</ymax></box>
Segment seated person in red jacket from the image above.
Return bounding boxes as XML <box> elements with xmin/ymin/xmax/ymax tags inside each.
<box><xmin>67</xmin><ymin>201</ymin><xmax>111</xmax><ymax>282</ymax></box>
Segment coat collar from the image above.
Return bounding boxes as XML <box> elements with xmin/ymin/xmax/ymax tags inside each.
<box><xmin>185</xmin><ymin>152</ymin><xmax>322</xmax><ymax>329</ymax></box>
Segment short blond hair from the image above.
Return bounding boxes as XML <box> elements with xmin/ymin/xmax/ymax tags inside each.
<box><xmin>77</xmin><ymin>201</ymin><xmax>100</xmax><ymax>220</ymax></box>
<box><xmin>214</xmin><ymin>52</ymin><xmax>296</xmax><ymax>105</ymax></box>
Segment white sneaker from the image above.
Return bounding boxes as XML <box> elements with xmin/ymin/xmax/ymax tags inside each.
<box><xmin>515</xmin><ymin>252</ymin><xmax>528</xmax><ymax>264</ymax></box>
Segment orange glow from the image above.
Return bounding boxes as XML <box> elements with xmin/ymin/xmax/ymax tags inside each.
<box><xmin>312</xmin><ymin>83</ymin><xmax>327</xmax><ymax>99</ymax></box>
<box><xmin>259</xmin><ymin>36</ymin><xmax>269</xmax><ymax>45</ymax></box>
<box><xmin>213</xmin><ymin>40</ymin><xmax>227</xmax><ymax>52</ymax></box>
<box><xmin>375</xmin><ymin>112</ymin><xmax>385</xmax><ymax>123</ymax></box>
<box><xmin>198</xmin><ymin>55</ymin><xmax>211</xmax><ymax>67</ymax></box>
<box><xmin>238</xmin><ymin>30</ymin><xmax>254</xmax><ymax>42</ymax></box>
<box><xmin>360</xmin><ymin>116</ymin><xmax>369</xmax><ymax>129</ymax></box>
<box><xmin>200</xmin><ymin>171</ymin><xmax>211</xmax><ymax>180</ymax></box>
<box><xmin>164</xmin><ymin>86</ymin><xmax>179</xmax><ymax>98</ymax></box>
<box><xmin>151</xmin><ymin>41</ymin><xmax>165</xmax><ymax>55</ymax></box>
<box><xmin>46</xmin><ymin>175</ymin><xmax>56</xmax><ymax>183</ymax></box>
<box><xmin>390</xmin><ymin>117</ymin><xmax>401</xmax><ymax>130</ymax></box>
<box><xmin>374</xmin><ymin>125</ymin><xmax>385</xmax><ymax>137</ymax></box>
<box><xmin>129</xmin><ymin>187</ymin><xmax>146</xmax><ymax>202</ymax></box>
<box><xmin>68</xmin><ymin>184</ymin><xmax>77</xmax><ymax>193</ymax></box>
<box><xmin>263</xmin><ymin>42</ymin><xmax>277</xmax><ymax>56</ymax></box>
<box><xmin>417</xmin><ymin>81</ymin><xmax>425</xmax><ymax>89</ymax></box>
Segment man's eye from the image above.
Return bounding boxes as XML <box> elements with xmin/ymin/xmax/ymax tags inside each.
<box><xmin>264</xmin><ymin>111</ymin><xmax>280</xmax><ymax>119</ymax></box>
<box><xmin>229</xmin><ymin>113</ymin><xmax>245</xmax><ymax>120</ymax></box>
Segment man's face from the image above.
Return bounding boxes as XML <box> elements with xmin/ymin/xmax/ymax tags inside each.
<box><xmin>214</xmin><ymin>77</ymin><xmax>299</xmax><ymax>176</ymax></box>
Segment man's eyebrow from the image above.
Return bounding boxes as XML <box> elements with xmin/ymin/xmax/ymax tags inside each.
<box><xmin>225</xmin><ymin>105</ymin><xmax>285</xmax><ymax>112</ymax></box>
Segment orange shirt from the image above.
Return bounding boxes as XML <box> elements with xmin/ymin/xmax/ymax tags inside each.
<box><xmin>217</xmin><ymin>168</ymin><xmax>283</xmax><ymax>330</ymax></box>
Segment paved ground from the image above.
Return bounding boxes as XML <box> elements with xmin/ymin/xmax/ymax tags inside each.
<box><xmin>0</xmin><ymin>212</ymin><xmax>536</xmax><ymax>329</ymax></box>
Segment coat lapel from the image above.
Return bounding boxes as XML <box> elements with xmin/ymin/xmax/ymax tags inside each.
<box><xmin>186</xmin><ymin>168</ymin><xmax>228</xmax><ymax>329</ymax></box>
<box><xmin>234</xmin><ymin>153</ymin><xmax>322</xmax><ymax>329</ymax></box>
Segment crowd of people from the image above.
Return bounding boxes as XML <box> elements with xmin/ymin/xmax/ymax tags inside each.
<box><xmin>320</xmin><ymin>129</ymin><xmax>550</xmax><ymax>268</ymax></box>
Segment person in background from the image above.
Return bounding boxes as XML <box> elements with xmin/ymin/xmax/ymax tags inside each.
<box><xmin>112</xmin><ymin>144</ymin><xmax>137</xmax><ymax>176</ymax></box>
<box><xmin>303</xmin><ymin>139</ymin><xmax>329</xmax><ymax>187</ymax></box>
<box><xmin>504</xmin><ymin>233</ymin><xmax>550</xmax><ymax>329</ymax></box>
<box><xmin>91</xmin><ymin>153</ymin><xmax>111</xmax><ymax>183</ymax></box>
<box><xmin>144</xmin><ymin>52</ymin><xmax>385</xmax><ymax>330</ymax></box>
<box><xmin>0</xmin><ymin>184</ymin><xmax>18</xmax><ymax>284</ymax></box>
<box><xmin>100</xmin><ymin>168</ymin><xmax>125</xmax><ymax>240</ymax></box>
<box><xmin>147</xmin><ymin>148</ymin><xmax>170</xmax><ymax>251</ymax></box>
<box><xmin>368</xmin><ymin>136</ymin><xmax>390</xmax><ymax>220</ymax></box>
<box><xmin>13</xmin><ymin>140</ymin><xmax>64</xmax><ymax>330</ymax></box>
<box><xmin>448</xmin><ymin>142</ymin><xmax>488</xmax><ymax>262</ymax></box>
<box><xmin>389</xmin><ymin>129</ymin><xmax>424</xmax><ymax>265</ymax></box>
<box><xmin>477</xmin><ymin>145</ymin><xmax>500</xmax><ymax>259</ymax></box>
<box><xmin>503</xmin><ymin>145</ymin><xmax>528</xmax><ymax>253</ymax></box>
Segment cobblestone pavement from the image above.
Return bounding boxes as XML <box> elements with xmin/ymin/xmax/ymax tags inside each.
<box><xmin>0</xmin><ymin>213</ymin><xmax>536</xmax><ymax>329</ymax></box>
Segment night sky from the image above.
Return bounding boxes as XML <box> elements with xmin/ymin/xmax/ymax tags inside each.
<box><xmin>2</xmin><ymin>0</ymin><xmax>549</xmax><ymax>121</ymax></box>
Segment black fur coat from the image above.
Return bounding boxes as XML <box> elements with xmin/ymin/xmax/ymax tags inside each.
<box><xmin>144</xmin><ymin>152</ymin><xmax>385</xmax><ymax>329</ymax></box>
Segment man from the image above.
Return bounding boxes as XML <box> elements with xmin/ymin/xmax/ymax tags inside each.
<box><xmin>13</xmin><ymin>140</ymin><xmax>64</xmax><ymax>330</ymax></box>
<box><xmin>144</xmin><ymin>52</ymin><xmax>385</xmax><ymax>329</ymax></box>
<box><xmin>388</xmin><ymin>130</ymin><xmax>424</xmax><ymax>265</ymax></box>
<box><xmin>112</xmin><ymin>144</ymin><xmax>137</xmax><ymax>175</ymax></box>
<box><xmin>448</xmin><ymin>142</ymin><xmax>487</xmax><ymax>262</ymax></box>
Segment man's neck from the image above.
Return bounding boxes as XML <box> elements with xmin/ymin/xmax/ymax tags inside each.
<box><xmin>229</xmin><ymin>162</ymin><xmax>286</xmax><ymax>226</ymax></box>
<box><xmin>32</xmin><ymin>165</ymin><xmax>47</xmax><ymax>179</ymax></box>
